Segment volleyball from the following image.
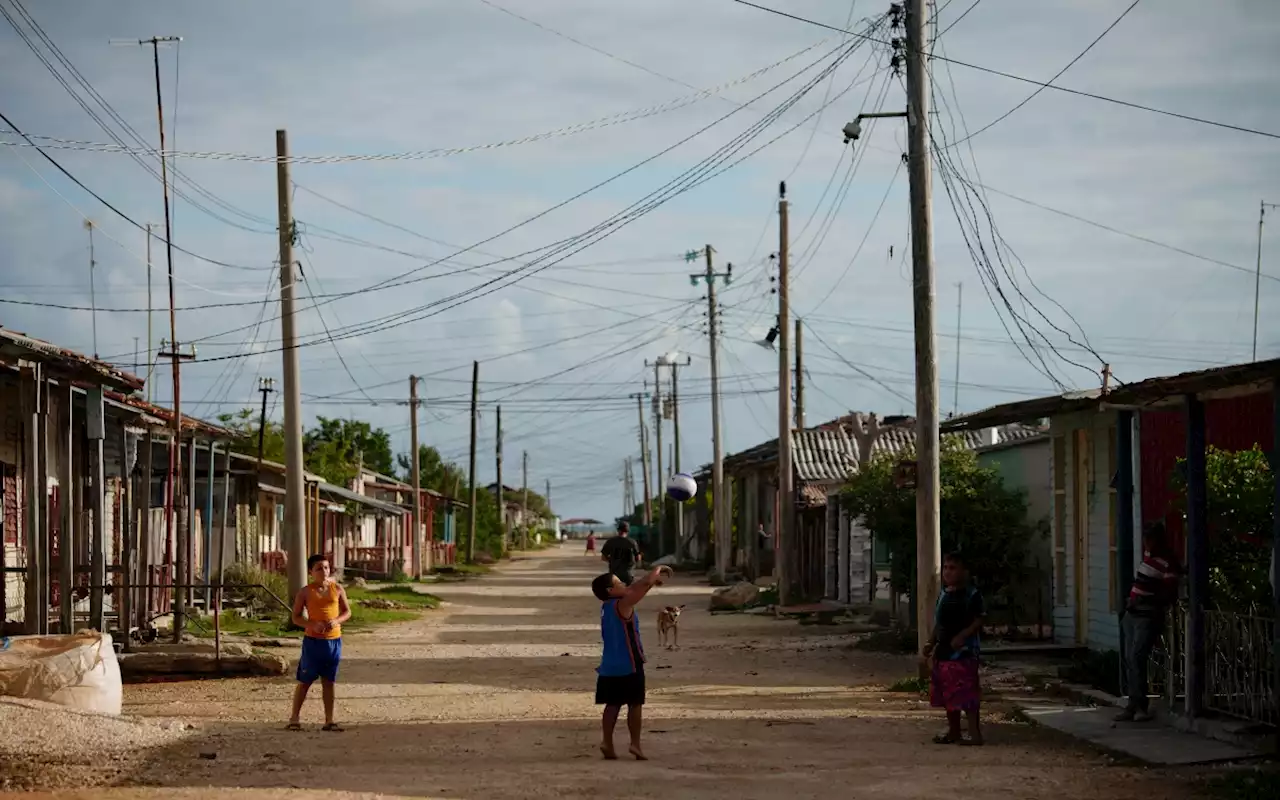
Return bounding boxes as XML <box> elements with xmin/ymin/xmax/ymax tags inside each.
<box><xmin>666</xmin><ymin>472</ymin><xmax>697</xmax><ymax>503</ymax></box>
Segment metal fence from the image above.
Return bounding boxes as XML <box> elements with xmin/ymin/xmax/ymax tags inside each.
<box><xmin>1144</xmin><ymin>604</ymin><xmax>1276</xmax><ymax>727</ymax></box>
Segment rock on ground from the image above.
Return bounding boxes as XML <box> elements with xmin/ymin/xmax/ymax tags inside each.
<box><xmin>709</xmin><ymin>580</ymin><xmax>760</xmax><ymax>610</ymax></box>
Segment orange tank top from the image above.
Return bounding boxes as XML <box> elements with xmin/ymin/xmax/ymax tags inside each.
<box><xmin>304</xmin><ymin>582</ymin><xmax>342</xmax><ymax>639</ymax></box>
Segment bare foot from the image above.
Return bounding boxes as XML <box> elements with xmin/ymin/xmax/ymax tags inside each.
<box><xmin>600</xmin><ymin>744</ymin><xmax>617</xmax><ymax>760</ymax></box>
<box><xmin>629</xmin><ymin>744</ymin><xmax>648</xmax><ymax>761</ymax></box>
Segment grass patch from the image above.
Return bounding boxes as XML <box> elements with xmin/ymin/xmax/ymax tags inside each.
<box><xmin>200</xmin><ymin>584</ymin><xmax>441</xmax><ymax>639</ymax></box>
<box><xmin>431</xmin><ymin>562</ymin><xmax>491</xmax><ymax>580</ymax></box>
<box><xmin>887</xmin><ymin>676</ymin><xmax>929</xmax><ymax>693</ymax></box>
<box><xmin>1203</xmin><ymin>769</ymin><xmax>1280</xmax><ymax>800</ymax></box>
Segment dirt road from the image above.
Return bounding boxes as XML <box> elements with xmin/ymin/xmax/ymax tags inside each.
<box><xmin>4</xmin><ymin>544</ymin><xmax>1193</xmax><ymax>799</ymax></box>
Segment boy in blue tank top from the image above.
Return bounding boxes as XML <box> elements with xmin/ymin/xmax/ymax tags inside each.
<box><xmin>590</xmin><ymin>564</ymin><xmax>672</xmax><ymax>760</ymax></box>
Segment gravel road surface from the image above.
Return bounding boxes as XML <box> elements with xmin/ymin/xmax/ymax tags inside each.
<box><xmin>1</xmin><ymin>544</ymin><xmax>1193</xmax><ymax>799</ymax></box>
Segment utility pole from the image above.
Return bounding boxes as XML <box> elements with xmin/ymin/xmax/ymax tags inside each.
<box><xmin>275</xmin><ymin>129</ymin><xmax>307</xmax><ymax>604</ymax></box>
<box><xmin>905</xmin><ymin>0</ymin><xmax>941</xmax><ymax>654</ymax></box>
<box><xmin>690</xmin><ymin>245</ymin><xmax>731</xmax><ymax>581</ymax></box>
<box><xmin>777</xmin><ymin>184</ymin><xmax>795</xmax><ymax>605</ymax></box>
<box><xmin>648</xmin><ymin>366</ymin><xmax>665</xmax><ymax>556</ymax></box>
<box><xmin>843</xmin><ymin>3</ymin><xmax>937</xmax><ymax>649</ymax></box>
<box><xmin>496</xmin><ymin>405</ymin><xmax>506</xmax><ymax>553</ymax></box>
<box><xmin>145</xmin><ymin>223</ymin><xmax>153</xmax><ymax>403</ymax></box>
<box><xmin>633</xmin><ymin>393</ymin><xmax>653</xmax><ymax>526</ymax></box>
<box><xmin>794</xmin><ymin>318</ymin><xmax>804</xmax><ymax>430</ymax></box>
<box><xmin>467</xmin><ymin>361</ymin><xmax>479</xmax><ymax>561</ymax></box>
<box><xmin>521</xmin><ymin>450</ymin><xmax>529</xmax><ymax>549</ymax></box>
<box><xmin>85</xmin><ymin>220</ymin><xmax>98</xmax><ymax>359</ymax></box>
<box><xmin>256</xmin><ymin>377</ymin><xmax>275</xmax><ymax>468</ymax></box>
<box><xmin>622</xmin><ymin>459</ymin><xmax>629</xmax><ymax>516</ymax></box>
<box><xmin>545</xmin><ymin>479</ymin><xmax>551</xmax><ymax>516</ymax></box>
<box><xmin>669</xmin><ymin>356</ymin><xmax>690</xmax><ymax>558</ymax></box>
<box><xmin>1255</xmin><ymin>201</ymin><xmax>1278</xmax><ymax>361</ymax></box>
<box><xmin>953</xmin><ymin>282</ymin><xmax>963</xmax><ymax>415</ymax></box>
<box><xmin>409</xmin><ymin>375</ymin><xmax>422</xmax><ymax>577</ymax></box>
<box><xmin>123</xmin><ymin>34</ymin><xmax>185</xmax><ymax>635</ymax></box>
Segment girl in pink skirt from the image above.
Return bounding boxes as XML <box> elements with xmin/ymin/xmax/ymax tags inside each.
<box><xmin>924</xmin><ymin>551</ymin><xmax>987</xmax><ymax>746</ymax></box>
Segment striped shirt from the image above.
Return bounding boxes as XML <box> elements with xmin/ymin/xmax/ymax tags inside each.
<box><xmin>1127</xmin><ymin>552</ymin><xmax>1179</xmax><ymax>615</ymax></box>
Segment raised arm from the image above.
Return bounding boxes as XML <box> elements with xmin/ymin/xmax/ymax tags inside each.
<box><xmin>617</xmin><ymin>566</ymin><xmax>672</xmax><ymax>619</ymax></box>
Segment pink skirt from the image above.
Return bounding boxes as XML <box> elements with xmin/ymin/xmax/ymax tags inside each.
<box><xmin>930</xmin><ymin>657</ymin><xmax>981</xmax><ymax>713</ymax></box>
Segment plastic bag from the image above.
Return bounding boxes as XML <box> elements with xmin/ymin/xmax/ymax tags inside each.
<box><xmin>0</xmin><ymin>631</ymin><xmax>123</xmax><ymax>715</ymax></box>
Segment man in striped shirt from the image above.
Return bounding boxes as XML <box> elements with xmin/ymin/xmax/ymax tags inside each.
<box><xmin>1116</xmin><ymin>521</ymin><xmax>1181</xmax><ymax>722</ymax></box>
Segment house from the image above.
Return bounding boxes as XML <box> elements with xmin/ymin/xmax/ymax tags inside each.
<box><xmin>942</xmin><ymin>358</ymin><xmax>1280</xmax><ymax>726</ymax></box>
<box><xmin>353</xmin><ymin>467</ymin><xmax>465</xmax><ymax>574</ymax></box>
<box><xmin>685</xmin><ymin>410</ymin><xmax>1045</xmax><ymax>606</ymax></box>
<box><xmin>0</xmin><ymin>327</ymin><xmax>145</xmax><ymax>635</ymax></box>
<box><xmin>821</xmin><ymin>417</ymin><xmax>1047</xmax><ymax>614</ymax></box>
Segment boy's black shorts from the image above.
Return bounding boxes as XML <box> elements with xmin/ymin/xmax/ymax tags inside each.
<box><xmin>595</xmin><ymin>669</ymin><xmax>645</xmax><ymax>707</ymax></box>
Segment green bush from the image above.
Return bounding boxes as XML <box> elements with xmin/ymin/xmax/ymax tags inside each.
<box><xmin>221</xmin><ymin>562</ymin><xmax>291</xmax><ymax>614</ymax></box>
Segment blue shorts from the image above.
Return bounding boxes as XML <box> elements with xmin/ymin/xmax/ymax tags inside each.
<box><xmin>297</xmin><ymin>636</ymin><xmax>342</xmax><ymax>684</ymax></box>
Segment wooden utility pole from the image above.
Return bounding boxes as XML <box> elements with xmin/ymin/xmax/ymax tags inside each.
<box><xmin>650</xmin><ymin>366</ymin><xmax>665</xmax><ymax>555</ymax></box>
<box><xmin>668</xmin><ymin>356</ymin><xmax>690</xmax><ymax>557</ymax></box>
<box><xmin>467</xmin><ymin>361</ymin><xmax>479</xmax><ymax>561</ymax></box>
<box><xmin>521</xmin><ymin>450</ymin><xmax>529</xmax><ymax>549</ymax></box>
<box><xmin>85</xmin><ymin>220</ymin><xmax>98</xmax><ymax>359</ymax></box>
<box><xmin>256</xmin><ymin>377</ymin><xmax>275</xmax><ymax>469</ymax></box>
<box><xmin>1255</xmin><ymin>201</ymin><xmax>1278</xmax><ymax>361</ymax></box>
<box><xmin>794</xmin><ymin>317</ymin><xmax>804</xmax><ymax>430</ymax></box>
<box><xmin>145</xmin><ymin>223</ymin><xmax>153</xmax><ymax>403</ymax></box>
<box><xmin>130</xmin><ymin>34</ymin><xmax>186</xmax><ymax>640</ymax></box>
<box><xmin>690</xmin><ymin>246</ymin><xmax>730</xmax><ymax>581</ymax></box>
<box><xmin>777</xmin><ymin>184</ymin><xmax>796</xmax><ymax>605</ymax></box>
<box><xmin>633</xmin><ymin>393</ymin><xmax>652</xmax><ymax>526</ymax></box>
<box><xmin>496</xmin><ymin>405</ymin><xmax>506</xmax><ymax>553</ymax></box>
<box><xmin>409</xmin><ymin>375</ymin><xmax>422</xmax><ymax>577</ymax></box>
<box><xmin>906</xmin><ymin>0</ymin><xmax>941</xmax><ymax>653</ymax></box>
<box><xmin>276</xmin><ymin>129</ymin><xmax>308</xmax><ymax>604</ymax></box>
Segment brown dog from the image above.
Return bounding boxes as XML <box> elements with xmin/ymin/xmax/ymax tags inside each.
<box><xmin>656</xmin><ymin>605</ymin><xmax>685</xmax><ymax>649</ymax></box>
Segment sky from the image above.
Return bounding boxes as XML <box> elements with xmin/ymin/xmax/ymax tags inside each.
<box><xmin>2</xmin><ymin>0</ymin><xmax>1279</xmax><ymax>524</ymax></box>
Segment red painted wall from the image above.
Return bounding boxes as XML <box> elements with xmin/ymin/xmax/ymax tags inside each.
<box><xmin>1139</xmin><ymin>391</ymin><xmax>1274</xmax><ymax>552</ymax></box>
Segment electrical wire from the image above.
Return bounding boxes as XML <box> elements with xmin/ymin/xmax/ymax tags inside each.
<box><xmin>941</xmin><ymin>0</ymin><xmax>1143</xmax><ymax>148</ymax></box>
<box><xmin>726</xmin><ymin>0</ymin><xmax>1280</xmax><ymax>141</ymax></box>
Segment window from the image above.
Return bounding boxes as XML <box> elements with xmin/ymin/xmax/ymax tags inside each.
<box><xmin>1052</xmin><ymin>435</ymin><xmax>1067</xmax><ymax>606</ymax></box>
<box><xmin>1107</xmin><ymin>425</ymin><xmax>1119</xmax><ymax>612</ymax></box>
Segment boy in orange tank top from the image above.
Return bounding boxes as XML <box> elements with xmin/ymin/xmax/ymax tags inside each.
<box><xmin>286</xmin><ymin>554</ymin><xmax>351</xmax><ymax>731</ymax></box>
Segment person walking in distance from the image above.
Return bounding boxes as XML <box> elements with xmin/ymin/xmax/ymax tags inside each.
<box><xmin>1116</xmin><ymin>521</ymin><xmax>1181</xmax><ymax>722</ymax></box>
<box><xmin>601</xmin><ymin>521</ymin><xmax>641</xmax><ymax>585</ymax></box>
<box><xmin>585</xmin><ymin>529</ymin><xmax>597</xmax><ymax>556</ymax></box>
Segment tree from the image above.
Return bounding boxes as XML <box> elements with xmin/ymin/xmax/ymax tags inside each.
<box><xmin>216</xmin><ymin>408</ymin><xmax>284</xmax><ymax>463</ymax></box>
<box><xmin>840</xmin><ymin>437</ymin><xmax>1045</xmax><ymax>610</ymax></box>
<box><xmin>1172</xmin><ymin>445</ymin><xmax>1273</xmax><ymax>611</ymax></box>
<box><xmin>303</xmin><ymin>417</ymin><xmax>395</xmax><ymax>486</ymax></box>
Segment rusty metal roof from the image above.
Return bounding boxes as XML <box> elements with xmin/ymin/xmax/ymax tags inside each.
<box><xmin>106</xmin><ymin>390</ymin><xmax>233</xmax><ymax>437</ymax></box>
<box><xmin>0</xmin><ymin>327</ymin><xmax>142</xmax><ymax>391</ymax></box>
<box><xmin>942</xmin><ymin>358</ymin><xmax>1280</xmax><ymax>432</ymax></box>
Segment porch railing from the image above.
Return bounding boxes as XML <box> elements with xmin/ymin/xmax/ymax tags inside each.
<box><xmin>1145</xmin><ymin>604</ymin><xmax>1276</xmax><ymax>727</ymax></box>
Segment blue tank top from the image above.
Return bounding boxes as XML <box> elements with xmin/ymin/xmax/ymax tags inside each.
<box><xmin>598</xmin><ymin>599</ymin><xmax>645</xmax><ymax>677</ymax></box>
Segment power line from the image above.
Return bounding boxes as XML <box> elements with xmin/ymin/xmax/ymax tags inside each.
<box><xmin>0</xmin><ymin>111</ymin><xmax>274</xmax><ymax>270</ymax></box>
<box><xmin>942</xmin><ymin>0</ymin><xmax>1143</xmax><ymax>147</ymax></box>
<box><xmin>726</xmin><ymin>0</ymin><xmax>1280</xmax><ymax>141</ymax></box>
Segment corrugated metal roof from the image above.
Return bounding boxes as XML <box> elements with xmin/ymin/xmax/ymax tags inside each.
<box><xmin>0</xmin><ymin>327</ymin><xmax>143</xmax><ymax>391</ymax></box>
<box><xmin>791</xmin><ymin>426</ymin><xmax>858</xmax><ymax>483</ymax></box>
<box><xmin>942</xmin><ymin>357</ymin><xmax>1280</xmax><ymax>432</ymax></box>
